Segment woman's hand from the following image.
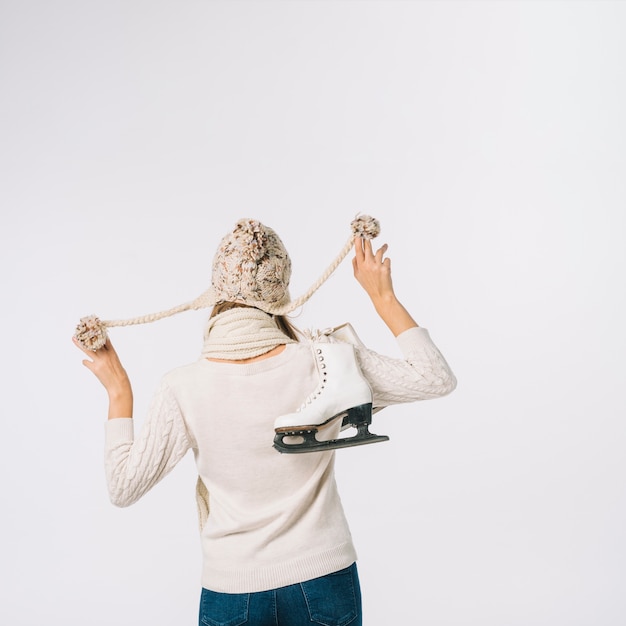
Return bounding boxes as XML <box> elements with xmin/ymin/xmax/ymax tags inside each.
<box><xmin>73</xmin><ymin>338</ymin><xmax>134</xmax><ymax>419</ymax></box>
<box><xmin>352</xmin><ymin>237</ymin><xmax>419</xmax><ymax>337</ymax></box>
<box><xmin>352</xmin><ymin>237</ymin><xmax>394</xmax><ymax>303</ymax></box>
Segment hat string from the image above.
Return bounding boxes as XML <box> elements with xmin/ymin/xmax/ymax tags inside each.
<box><xmin>101</xmin><ymin>287</ymin><xmax>215</xmax><ymax>328</ymax></box>
<box><xmin>263</xmin><ymin>235</ymin><xmax>355</xmax><ymax>316</ymax></box>
<box><xmin>74</xmin><ymin>215</ymin><xmax>380</xmax><ymax>351</ymax></box>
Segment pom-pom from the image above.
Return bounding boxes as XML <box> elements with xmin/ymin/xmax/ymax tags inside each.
<box><xmin>74</xmin><ymin>315</ymin><xmax>108</xmax><ymax>351</ymax></box>
<box><xmin>351</xmin><ymin>215</ymin><xmax>380</xmax><ymax>239</ymax></box>
<box><xmin>234</xmin><ymin>218</ymin><xmax>269</xmax><ymax>263</ymax></box>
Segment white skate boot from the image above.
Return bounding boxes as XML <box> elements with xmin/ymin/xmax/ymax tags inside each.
<box><xmin>273</xmin><ymin>342</ymin><xmax>389</xmax><ymax>453</ymax></box>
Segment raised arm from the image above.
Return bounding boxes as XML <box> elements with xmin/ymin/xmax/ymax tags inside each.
<box><xmin>73</xmin><ymin>338</ymin><xmax>191</xmax><ymax>506</ymax></box>
<box><xmin>73</xmin><ymin>337</ymin><xmax>134</xmax><ymax>420</ymax></box>
<box><xmin>351</xmin><ymin>236</ymin><xmax>456</xmax><ymax>405</ymax></box>
<box><xmin>352</xmin><ymin>236</ymin><xmax>418</xmax><ymax>336</ymax></box>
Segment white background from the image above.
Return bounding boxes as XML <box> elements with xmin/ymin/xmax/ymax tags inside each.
<box><xmin>1</xmin><ymin>1</ymin><xmax>625</xmax><ymax>624</ymax></box>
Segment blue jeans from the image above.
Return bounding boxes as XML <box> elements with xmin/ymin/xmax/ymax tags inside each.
<box><xmin>199</xmin><ymin>563</ymin><xmax>362</xmax><ymax>626</ymax></box>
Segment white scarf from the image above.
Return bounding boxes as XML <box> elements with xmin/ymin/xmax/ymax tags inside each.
<box><xmin>201</xmin><ymin>308</ymin><xmax>298</xmax><ymax>360</ymax></box>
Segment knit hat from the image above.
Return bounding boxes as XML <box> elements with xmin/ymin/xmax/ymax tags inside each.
<box><xmin>211</xmin><ymin>219</ymin><xmax>292</xmax><ymax>312</ymax></box>
<box><xmin>74</xmin><ymin>215</ymin><xmax>380</xmax><ymax>351</ymax></box>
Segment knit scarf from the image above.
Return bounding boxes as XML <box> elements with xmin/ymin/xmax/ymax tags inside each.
<box><xmin>201</xmin><ymin>307</ymin><xmax>298</xmax><ymax>360</ymax></box>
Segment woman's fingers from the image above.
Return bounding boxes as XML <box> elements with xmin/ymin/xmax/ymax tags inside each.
<box><xmin>354</xmin><ymin>237</ymin><xmax>389</xmax><ymax>264</ymax></box>
<box><xmin>72</xmin><ymin>336</ymin><xmax>96</xmax><ymax>356</ymax></box>
<box><xmin>374</xmin><ymin>243</ymin><xmax>389</xmax><ymax>263</ymax></box>
<box><xmin>353</xmin><ymin>237</ymin><xmax>366</xmax><ymax>261</ymax></box>
<box><xmin>103</xmin><ymin>339</ymin><xmax>118</xmax><ymax>355</ymax></box>
<box><xmin>73</xmin><ymin>336</ymin><xmax>116</xmax><ymax>357</ymax></box>
<box><xmin>74</xmin><ymin>336</ymin><xmax>123</xmax><ymax>384</ymax></box>
<box><xmin>363</xmin><ymin>238</ymin><xmax>387</xmax><ymax>260</ymax></box>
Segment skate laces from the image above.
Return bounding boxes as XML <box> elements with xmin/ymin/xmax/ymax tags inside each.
<box><xmin>297</xmin><ymin>347</ymin><xmax>329</xmax><ymax>411</ymax></box>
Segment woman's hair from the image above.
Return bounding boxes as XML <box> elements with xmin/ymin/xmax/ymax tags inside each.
<box><xmin>210</xmin><ymin>302</ymin><xmax>300</xmax><ymax>342</ymax></box>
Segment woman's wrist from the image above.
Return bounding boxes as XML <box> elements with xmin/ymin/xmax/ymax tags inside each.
<box><xmin>372</xmin><ymin>294</ymin><xmax>419</xmax><ymax>336</ymax></box>
<box><xmin>370</xmin><ymin>292</ymin><xmax>399</xmax><ymax>312</ymax></box>
<box><xmin>106</xmin><ymin>379</ymin><xmax>132</xmax><ymax>401</ymax></box>
<box><xmin>107</xmin><ymin>385</ymin><xmax>134</xmax><ymax>420</ymax></box>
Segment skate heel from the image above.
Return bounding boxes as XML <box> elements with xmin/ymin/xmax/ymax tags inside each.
<box><xmin>346</xmin><ymin>402</ymin><xmax>373</xmax><ymax>427</ymax></box>
<box><xmin>347</xmin><ymin>402</ymin><xmax>389</xmax><ymax>445</ymax></box>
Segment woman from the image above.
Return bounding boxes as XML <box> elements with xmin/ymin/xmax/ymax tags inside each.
<box><xmin>73</xmin><ymin>216</ymin><xmax>456</xmax><ymax>626</ymax></box>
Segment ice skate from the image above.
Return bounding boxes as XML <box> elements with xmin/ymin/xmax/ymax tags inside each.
<box><xmin>273</xmin><ymin>342</ymin><xmax>389</xmax><ymax>454</ymax></box>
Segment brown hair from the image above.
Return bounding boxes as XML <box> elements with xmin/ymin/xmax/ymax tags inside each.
<box><xmin>210</xmin><ymin>302</ymin><xmax>299</xmax><ymax>342</ymax></box>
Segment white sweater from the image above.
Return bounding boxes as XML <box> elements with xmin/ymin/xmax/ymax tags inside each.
<box><xmin>104</xmin><ymin>326</ymin><xmax>456</xmax><ymax>593</ymax></box>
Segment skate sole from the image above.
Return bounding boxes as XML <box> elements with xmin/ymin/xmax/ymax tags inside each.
<box><xmin>274</xmin><ymin>404</ymin><xmax>361</xmax><ymax>434</ymax></box>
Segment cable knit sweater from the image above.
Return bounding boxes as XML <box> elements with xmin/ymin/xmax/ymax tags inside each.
<box><xmin>104</xmin><ymin>326</ymin><xmax>456</xmax><ymax>593</ymax></box>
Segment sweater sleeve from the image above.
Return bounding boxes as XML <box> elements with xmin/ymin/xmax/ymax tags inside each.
<box><xmin>104</xmin><ymin>379</ymin><xmax>192</xmax><ymax>507</ymax></box>
<box><xmin>354</xmin><ymin>326</ymin><xmax>457</xmax><ymax>408</ymax></box>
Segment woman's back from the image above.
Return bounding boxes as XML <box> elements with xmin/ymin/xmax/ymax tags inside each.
<box><xmin>162</xmin><ymin>342</ymin><xmax>356</xmax><ymax>593</ymax></box>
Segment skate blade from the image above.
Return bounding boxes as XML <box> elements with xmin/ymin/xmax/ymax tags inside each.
<box><xmin>273</xmin><ymin>430</ymin><xmax>389</xmax><ymax>454</ymax></box>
